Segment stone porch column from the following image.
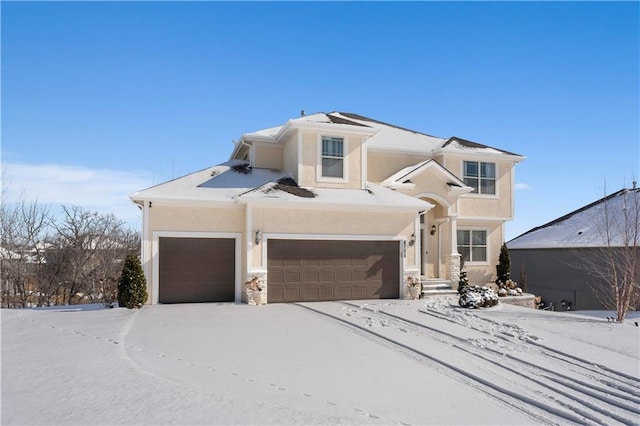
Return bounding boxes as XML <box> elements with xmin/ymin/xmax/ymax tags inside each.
<box><xmin>448</xmin><ymin>215</ymin><xmax>461</xmax><ymax>284</ymax></box>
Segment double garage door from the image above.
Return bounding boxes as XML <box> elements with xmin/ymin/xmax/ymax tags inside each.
<box><xmin>158</xmin><ymin>237</ymin><xmax>400</xmax><ymax>304</ymax></box>
<box><xmin>267</xmin><ymin>240</ymin><xmax>400</xmax><ymax>303</ymax></box>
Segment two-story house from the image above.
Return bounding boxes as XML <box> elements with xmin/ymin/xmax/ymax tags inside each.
<box><xmin>130</xmin><ymin>112</ymin><xmax>524</xmax><ymax>304</ymax></box>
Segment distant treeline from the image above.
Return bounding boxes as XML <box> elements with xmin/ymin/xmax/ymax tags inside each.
<box><xmin>1</xmin><ymin>199</ymin><xmax>140</xmax><ymax>308</ymax></box>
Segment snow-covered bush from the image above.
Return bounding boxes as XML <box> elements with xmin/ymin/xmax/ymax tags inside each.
<box><xmin>459</xmin><ymin>285</ymin><xmax>498</xmax><ymax>309</ymax></box>
<box><xmin>496</xmin><ymin>278</ymin><xmax>524</xmax><ymax>297</ymax></box>
<box><xmin>457</xmin><ymin>258</ymin><xmax>469</xmax><ymax>295</ymax></box>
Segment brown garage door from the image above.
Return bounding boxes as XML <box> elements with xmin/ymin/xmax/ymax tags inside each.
<box><xmin>267</xmin><ymin>240</ymin><xmax>400</xmax><ymax>303</ymax></box>
<box><xmin>159</xmin><ymin>237</ymin><xmax>235</xmax><ymax>304</ymax></box>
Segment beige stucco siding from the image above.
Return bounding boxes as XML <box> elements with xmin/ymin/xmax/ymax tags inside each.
<box><xmin>367</xmin><ymin>152</ymin><xmax>429</xmax><ymax>184</ymax></box>
<box><xmin>444</xmin><ymin>157</ymin><xmax>515</xmax><ymax>219</ymax></box>
<box><xmin>458</xmin><ymin>220</ymin><xmax>504</xmax><ymax>284</ymax></box>
<box><xmin>299</xmin><ymin>131</ymin><xmax>364</xmax><ymax>189</ymax></box>
<box><xmin>253</xmin><ymin>144</ymin><xmax>283</xmax><ymax>170</ymax></box>
<box><xmin>400</xmin><ymin>169</ymin><xmax>461</xmax><ymax>212</ymax></box>
<box><xmin>149</xmin><ymin>205</ymin><xmax>245</xmax><ymax>232</ymax></box>
<box><xmin>145</xmin><ymin>205</ymin><xmax>246</xmax><ymax>303</ymax></box>
<box><xmin>281</xmin><ymin>132</ymin><xmax>298</xmax><ymax>181</ymax></box>
<box><xmin>250</xmin><ymin>207</ymin><xmax>416</xmax><ymax>270</ymax></box>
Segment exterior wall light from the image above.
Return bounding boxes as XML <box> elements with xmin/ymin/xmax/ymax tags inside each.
<box><xmin>255</xmin><ymin>230</ymin><xmax>262</xmax><ymax>245</ymax></box>
<box><xmin>409</xmin><ymin>233</ymin><xmax>416</xmax><ymax>245</ymax></box>
<box><xmin>430</xmin><ymin>225</ymin><xmax>436</xmax><ymax>235</ymax></box>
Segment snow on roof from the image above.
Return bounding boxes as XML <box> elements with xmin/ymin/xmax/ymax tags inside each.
<box><xmin>441</xmin><ymin>137</ymin><xmax>521</xmax><ymax>157</ymax></box>
<box><xmin>508</xmin><ymin>188</ymin><xmax>640</xmax><ymax>249</ymax></box>
<box><xmin>131</xmin><ymin>160</ymin><xmax>431</xmax><ymax>210</ymax></box>
<box><xmin>241</xmin><ymin>111</ymin><xmax>522</xmax><ymax>159</ymax></box>
<box><xmin>130</xmin><ymin>160</ymin><xmax>289</xmax><ymax>204</ymax></box>
<box><xmin>330</xmin><ymin>112</ymin><xmax>445</xmax><ymax>154</ymax></box>
<box><xmin>238</xmin><ymin>180</ymin><xmax>432</xmax><ymax>210</ymax></box>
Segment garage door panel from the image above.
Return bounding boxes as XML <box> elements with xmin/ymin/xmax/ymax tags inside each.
<box><xmin>285</xmin><ymin>271</ymin><xmax>301</xmax><ymax>282</ymax></box>
<box><xmin>319</xmin><ymin>287</ymin><xmax>334</xmax><ymax>299</ymax></box>
<box><xmin>284</xmin><ymin>287</ymin><xmax>301</xmax><ymax>300</ymax></box>
<box><xmin>159</xmin><ymin>237</ymin><xmax>235</xmax><ymax>304</ymax></box>
<box><xmin>319</xmin><ymin>271</ymin><xmax>334</xmax><ymax>282</ymax></box>
<box><xmin>304</xmin><ymin>271</ymin><xmax>319</xmax><ymax>282</ymax></box>
<box><xmin>268</xmin><ymin>239</ymin><xmax>399</xmax><ymax>303</ymax></box>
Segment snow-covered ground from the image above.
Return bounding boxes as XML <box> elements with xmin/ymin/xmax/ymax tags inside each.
<box><xmin>2</xmin><ymin>297</ymin><xmax>639</xmax><ymax>425</ymax></box>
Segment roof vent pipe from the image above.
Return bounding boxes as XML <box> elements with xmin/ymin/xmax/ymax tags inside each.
<box><xmin>633</xmin><ymin>181</ymin><xmax>637</xmax><ymax>189</ymax></box>
<box><xmin>300</xmin><ymin>110</ymin><xmax>305</xmax><ymax>116</ymax></box>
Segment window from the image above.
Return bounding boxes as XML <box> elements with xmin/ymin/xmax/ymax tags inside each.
<box><xmin>457</xmin><ymin>229</ymin><xmax>487</xmax><ymax>262</ymax></box>
<box><xmin>463</xmin><ymin>161</ymin><xmax>495</xmax><ymax>195</ymax></box>
<box><xmin>321</xmin><ymin>136</ymin><xmax>344</xmax><ymax>178</ymax></box>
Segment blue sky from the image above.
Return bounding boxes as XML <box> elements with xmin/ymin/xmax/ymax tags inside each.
<box><xmin>2</xmin><ymin>1</ymin><xmax>638</xmax><ymax>240</ymax></box>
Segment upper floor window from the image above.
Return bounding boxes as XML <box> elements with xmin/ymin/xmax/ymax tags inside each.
<box><xmin>321</xmin><ymin>136</ymin><xmax>344</xmax><ymax>178</ymax></box>
<box><xmin>457</xmin><ymin>229</ymin><xmax>487</xmax><ymax>263</ymax></box>
<box><xmin>463</xmin><ymin>161</ymin><xmax>495</xmax><ymax>195</ymax></box>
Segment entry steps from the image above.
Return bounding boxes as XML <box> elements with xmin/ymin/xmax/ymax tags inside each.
<box><xmin>421</xmin><ymin>278</ymin><xmax>457</xmax><ymax>297</ymax></box>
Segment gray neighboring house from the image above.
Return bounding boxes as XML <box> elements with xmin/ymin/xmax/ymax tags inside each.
<box><xmin>507</xmin><ymin>187</ymin><xmax>639</xmax><ymax>311</ymax></box>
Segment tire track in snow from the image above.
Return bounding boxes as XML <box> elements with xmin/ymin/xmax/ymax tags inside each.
<box><xmin>345</xmin><ymin>302</ymin><xmax>640</xmax><ymax>426</ymax></box>
<box><xmin>384</xmin><ymin>308</ymin><xmax>640</xmax><ymax>409</ymax></box>
<box><xmin>295</xmin><ymin>302</ymin><xmax>573</xmax><ymax>426</ymax></box>
<box><xmin>299</xmin><ymin>302</ymin><xmax>637</xmax><ymax>424</ymax></box>
<box><xmin>419</xmin><ymin>304</ymin><xmax>640</xmax><ymax>391</ymax></box>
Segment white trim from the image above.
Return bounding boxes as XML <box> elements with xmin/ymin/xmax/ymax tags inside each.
<box><xmin>131</xmin><ymin>198</ymin><xmax>244</xmax><ymax>208</ymax></box>
<box><xmin>413</xmin><ymin>192</ymin><xmax>451</xmax><ymax>208</ymax></box>
<box><xmin>297</xmin><ymin>131</ymin><xmax>303</xmax><ymax>184</ymax></box>
<box><xmin>317</xmin><ymin>134</ymin><xmax>349</xmax><ymax>184</ymax></box>
<box><xmin>460</xmin><ymin>159</ymin><xmax>499</xmax><ymax>198</ymax></box>
<box><xmin>291</xmin><ymin>120</ymin><xmax>376</xmax><ymax>137</ymax></box>
<box><xmin>151</xmin><ymin>231</ymin><xmax>242</xmax><ymax>304</ymax></box>
<box><xmin>361</xmin><ymin>135</ymin><xmax>368</xmax><ymax>189</ymax></box>
<box><xmin>142</xmin><ymin>201</ymin><xmax>151</xmax><ymax>292</ymax></box>
<box><xmin>413</xmin><ymin>213</ymin><xmax>422</xmax><ymax>268</ymax></box>
<box><xmin>457</xmin><ymin>215</ymin><xmax>512</xmax><ymax>222</ymax></box>
<box><xmin>246</xmin><ymin>205</ymin><xmax>253</xmax><ymax>272</ymax></box>
<box><xmin>441</xmin><ymin>150</ymin><xmax>525</xmax><ymax>163</ymax></box>
<box><xmin>244</xmin><ymin>197</ymin><xmax>427</xmax><ymax>212</ymax></box>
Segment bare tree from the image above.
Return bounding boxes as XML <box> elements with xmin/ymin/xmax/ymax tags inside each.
<box><xmin>50</xmin><ymin>205</ymin><xmax>140</xmax><ymax>305</ymax></box>
<box><xmin>0</xmin><ymin>197</ymin><xmax>51</xmax><ymax>308</ymax></box>
<box><xmin>581</xmin><ymin>185</ymin><xmax>640</xmax><ymax>322</ymax></box>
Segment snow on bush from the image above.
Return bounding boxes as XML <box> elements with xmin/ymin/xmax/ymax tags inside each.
<box><xmin>459</xmin><ymin>285</ymin><xmax>499</xmax><ymax>309</ymax></box>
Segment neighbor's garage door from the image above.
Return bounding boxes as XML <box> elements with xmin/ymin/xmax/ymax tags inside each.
<box><xmin>267</xmin><ymin>240</ymin><xmax>399</xmax><ymax>303</ymax></box>
<box><xmin>158</xmin><ymin>237</ymin><xmax>235</xmax><ymax>303</ymax></box>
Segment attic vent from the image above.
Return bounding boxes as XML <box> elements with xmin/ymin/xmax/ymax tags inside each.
<box><xmin>231</xmin><ymin>163</ymin><xmax>252</xmax><ymax>174</ymax></box>
<box><xmin>274</xmin><ymin>177</ymin><xmax>316</xmax><ymax>198</ymax></box>
<box><xmin>403</xmin><ymin>179</ymin><xmax>413</xmax><ymax>184</ymax></box>
<box><xmin>447</xmin><ymin>182</ymin><xmax>462</xmax><ymax>187</ymax></box>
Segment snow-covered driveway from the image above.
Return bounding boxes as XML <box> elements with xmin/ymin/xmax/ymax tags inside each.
<box><xmin>2</xmin><ymin>298</ymin><xmax>639</xmax><ymax>425</ymax></box>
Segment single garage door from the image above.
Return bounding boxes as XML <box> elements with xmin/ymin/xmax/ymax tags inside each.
<box><xmin>158</xmin><ymin>237</ymin><xmax>235</xmax><ymax>303</ymax></box>
<box><xmin>268</xmin><ymin>240</ymin><xmax>400</xmax><ymax>303</ymax></box>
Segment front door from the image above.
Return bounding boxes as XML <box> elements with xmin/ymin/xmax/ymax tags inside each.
<box><xmin>421</xmin><ymin>210</ymin><xmax>440</xmax><ymax>279</ymax></box>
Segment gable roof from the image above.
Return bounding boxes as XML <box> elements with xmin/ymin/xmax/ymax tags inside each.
<box><xmin>442</xmin><ymin>136</ymin><xmax>521</xmax><ymax>157</ymax></box>
<box><xmin>130</xmin><ymin>160</ymin><xmax>431</xmax><ymax>211</ymax></box>
<box><xmin>240</xmin><ymin>111</ymin><xmax>524</xmax><ymax>160</ymax></box>
<box><xmin>507</xmin><ymin>188</ymin><xmax>640</xmax><ymax>249</ymax></box>
<box><xmin>381</xmin><ymin>159</ymin><xmax>473</xmax><ymax>194</ymax></box>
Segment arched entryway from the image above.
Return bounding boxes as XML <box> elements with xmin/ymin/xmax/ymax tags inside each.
<box><xmin>418</xmin><ymin>196</ymin><xmax>451</xmax><ymax>280</ymax></box>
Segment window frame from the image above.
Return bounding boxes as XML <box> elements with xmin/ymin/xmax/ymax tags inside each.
<box><xmin>463</xmin><ymin>160</ymin><xmax>497</xmax><ymax>196</ymax></box>
<box><xmin>457</xmin><ymin>228</ymin><xmax>489</xmax><ymax>264</ymax></box>
<box><xmin>317</xmin><ymin>135</ymin><xmax>348</xmax><ymax>183</ymax></box>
